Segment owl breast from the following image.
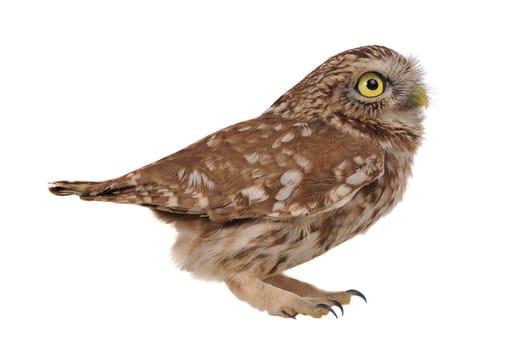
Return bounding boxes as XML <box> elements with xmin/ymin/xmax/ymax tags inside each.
<box><xmin>322</xmin><ymin>150</ymin><xmax>414</xmax><ymax>251</ymax></box>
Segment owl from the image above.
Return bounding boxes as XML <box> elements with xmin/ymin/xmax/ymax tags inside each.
<box><xmin>50</xmin><ymin>45</ymin><xmax>428</xmax><ymax>319</ymax></box>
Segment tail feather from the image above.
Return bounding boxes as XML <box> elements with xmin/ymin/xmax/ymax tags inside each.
<box><xmin>49</xmin><ymin>181</ymin><xmax>106</xmax><ymax>198</ymax></box>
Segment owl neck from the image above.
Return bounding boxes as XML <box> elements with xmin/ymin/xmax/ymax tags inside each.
<box><xmin>328</xmin><ymin>112</ymin><xmax>423</xmax><ymax>154</ymax></box>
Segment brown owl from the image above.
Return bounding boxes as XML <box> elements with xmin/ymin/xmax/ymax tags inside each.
<box><xmin>49</xmin><ymin>45</ymin><xmax>428</xmax><ymax>319</ymax></box>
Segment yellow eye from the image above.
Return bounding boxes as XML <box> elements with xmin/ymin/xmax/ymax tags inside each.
<box><xmin>356</xmin><ymin>72</ymin><xmax>385</xmax><ymax>98</ymax></box>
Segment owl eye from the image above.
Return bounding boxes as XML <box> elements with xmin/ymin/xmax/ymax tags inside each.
<box><xmin>356</xmin><ymin>72</ymin><xmax>385</xmax><ymax>98</ymax></box>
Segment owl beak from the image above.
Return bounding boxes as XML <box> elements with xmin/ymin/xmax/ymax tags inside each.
<box><xmin>412</xmin><ymin>84</ymin><xmax>429</xmax><ymax>109</ymax></box>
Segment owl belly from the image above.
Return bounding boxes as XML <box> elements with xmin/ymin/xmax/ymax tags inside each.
<box><xmin>169</xmin><ymin>215</ymin><xmax>323</xmax><ymax>281</ymax></box>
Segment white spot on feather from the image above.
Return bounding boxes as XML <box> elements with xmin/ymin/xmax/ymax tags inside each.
<box><xmin>272</xmin><ymin>132</ymin><xmax>295</xmax><ymax>148</ymax></box>
<box><xmin>244</xmin><ymin>153</ymin><xmax>259</xmax><ymax>164</ymax></box>
<box><xmin>126</xmin><ymin>173</ymin><xmax>141</xmax><ymax>185</ymax></box>
<box><xmin>270</xmin><ymin>102</ymin><xmax>288</xmax><ymax>114</ymax></box>
<box><xmin>258</xmin><ymin>154</ymin><xmax>273</xmax><ymax>165</ymax></box>
<box><xmin>346</xmin><ymin>172</ymin><xmax>368</xmax><ymax>185</ymax></box>
<box><xmin>238</xmin><ymin>125</ymin><xmax>252</xmax><ymax>132</ymax></box>
<box><xmin>241</xmin><ymin>186</ymin><xmax>268</xmax><ymax>203</ymax></box>
<box><xmin>204</xmin><ymin>159</ymin><xmax>217</xmax><ymax>171</ymax></box>
<box><xmin>336</xmin><ymin>184</ymin><xmax>352</xmax><ymax>196</ymax></box>
<box><xmin>188</xmin><ymin>169</ymin><xmax>215</xmax><ymax>190</ymax></box>
<box><xmin>206</xmin><ymin>135</ymin><xmax>221</xmax><ymax>148</ymax></box>
<box><xmin>177</xmin><ymin>168</ymin><xmax>186</xmax><ymax>180</ymax></box>
<box><xmin>275</xmin><ymin>170</ymin><xmax>303</xmax><ymax>201</ymax></box>
<box><xmin>289</xmin><ymin>203</ymin><xmax>309</xmax><ymax>216</ymax></box>
<box><xmin>294</xmin><ymin>122</ymin><xmax>313</xmax><ymax>137</ymax></box>
<box><xmin>166</xmin><ymin>196</ymin><xmax>179</xmax><ymax>207</ymax></box>
<box><xmin>251</xmin><ymin>168</ymin><xmax>266</xmax><ymax>179</ymax></box>
<box><xmin>327</xmin><ymin>184</ymin><xmax>355</xmax><ymax>205</ymax></box>
<box><xmin>280</xmin><ymin>169</ymin><xmax>303</xmax><ymax>186</ymax></box>
<box><xmin>198</xmin><ymin>196</ymin><xmax>209</xmax><ymax>208</ymax></box>
<box><xmin>333</xmin><ymin>161</ymin><xmax>348</xmax><ymax>181</ymax></box>
<box><xmin>301</xmin><ymin>126</ymin><xmax>312</xmax><ymax>136</ymax></box>
<box><xmin>272</xmin><ymin>201</ymin><xmax>285</xmax><ymax>212</ymax></box>
<box><xmin>353</xmin><ymin>156</ymin><xmax>365</xmax><ymax>165</ymax></box>
<box><xmin>275</xmin><ymin>186</ymin><xmax>294</xmax><ymax>201</ymax></box>
<box><xmin>281</xmin><ymin>132</ymin><xmax>295</xmax><ymax>143</ymax></box>
<box><xmin>281</xmin><ymin>148</ymin><xmax>294</xmax><ymax>156</ymax></box>
<box><xmin>293</xmin><ymin>154</ymin><xmax>312</xmax><ymax>172</ymax></box>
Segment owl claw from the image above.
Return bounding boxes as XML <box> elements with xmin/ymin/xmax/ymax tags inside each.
<box><xmin>328</xmin><ymin>299</ymin><xmax>344</xmax><ymax>316</ymax></box>
<box><xmin>316</xmin><ymin>303</ymin><xmax>338</xmax><ymax>319</ymax></box>
<box><xmin>346</xmin><ymin>289</ymin><xmax>367</xmax><ymax>303</ymax></box>
<box><xmin>281</xmin><ymin>309</ymin><xmax>297</xmax><ymax>319</ymax></box>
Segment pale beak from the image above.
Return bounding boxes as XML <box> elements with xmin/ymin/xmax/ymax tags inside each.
<box><xmin>412</xmin><ymin>84</ymin><xmax>429</xmax><ymax>108</ymax></box>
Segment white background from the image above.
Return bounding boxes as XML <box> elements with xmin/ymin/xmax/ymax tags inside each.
<box><xmin>1</xmin><ymin>1</ymin><xmax>526</xmax><ymax>349</ymax></box>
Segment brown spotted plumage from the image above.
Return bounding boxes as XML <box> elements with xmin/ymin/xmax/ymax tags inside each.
<box><xmin>49</xmin><ymin>45</ymin><xmax>428</xmax><ymax>318</ymax></box>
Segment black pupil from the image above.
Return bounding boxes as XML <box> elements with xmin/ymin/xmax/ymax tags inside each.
<box><xmin>366</xmin><ymin>79</ymin><xmax>379</xmax><ymax>90</ymax></box>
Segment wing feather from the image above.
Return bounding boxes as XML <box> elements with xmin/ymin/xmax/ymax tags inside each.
<box><xmin>101</xmin><ymin>116</ymin><xmax>384</xmax><ymax>222</ymax></box>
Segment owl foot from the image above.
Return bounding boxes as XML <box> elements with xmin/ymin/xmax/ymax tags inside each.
<box><xmin>225</xmin><ymin>272</ymin><xmax>365</xmax><ymax>319</ymax></box>
<box><xmin>278</xmin><ymin>297</ymin><xmax>343</xmax><ymax>319</ymax></box>
<box><xmin>265</xmin><ymin>274</ymin><xmax>366</xmax><ymax>305</ymax></box>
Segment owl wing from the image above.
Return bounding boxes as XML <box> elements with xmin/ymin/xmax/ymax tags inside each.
<box><xmin>95</xmin><ymin>117</ymin><xmax>384</xmax><ymax>222</ymax></box>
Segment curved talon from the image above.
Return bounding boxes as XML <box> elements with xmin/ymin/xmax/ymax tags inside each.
<box><xmin>346</xmin><ymin>289</ymin><xmax>367</xmax><ymax>303</ymax></box>
<box><xmin>316</xmin><ymin>304</ymin><xmax>338</xmax><ymax>319</ymax></box>
<box><xmin>281</xmin><ymin>310</ymin><xmax>297</xmax><ymax>319</ymax></box>
<box><xmin>328</xmin><ymin>299</ymin><xmax>344</xmax><ymax>317</ymax></box>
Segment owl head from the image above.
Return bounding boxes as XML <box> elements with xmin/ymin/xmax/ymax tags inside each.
<box><xmin>269</xmin><ymin>45</ymin><xmax>428</xmax><ymax>132</ymax></box>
